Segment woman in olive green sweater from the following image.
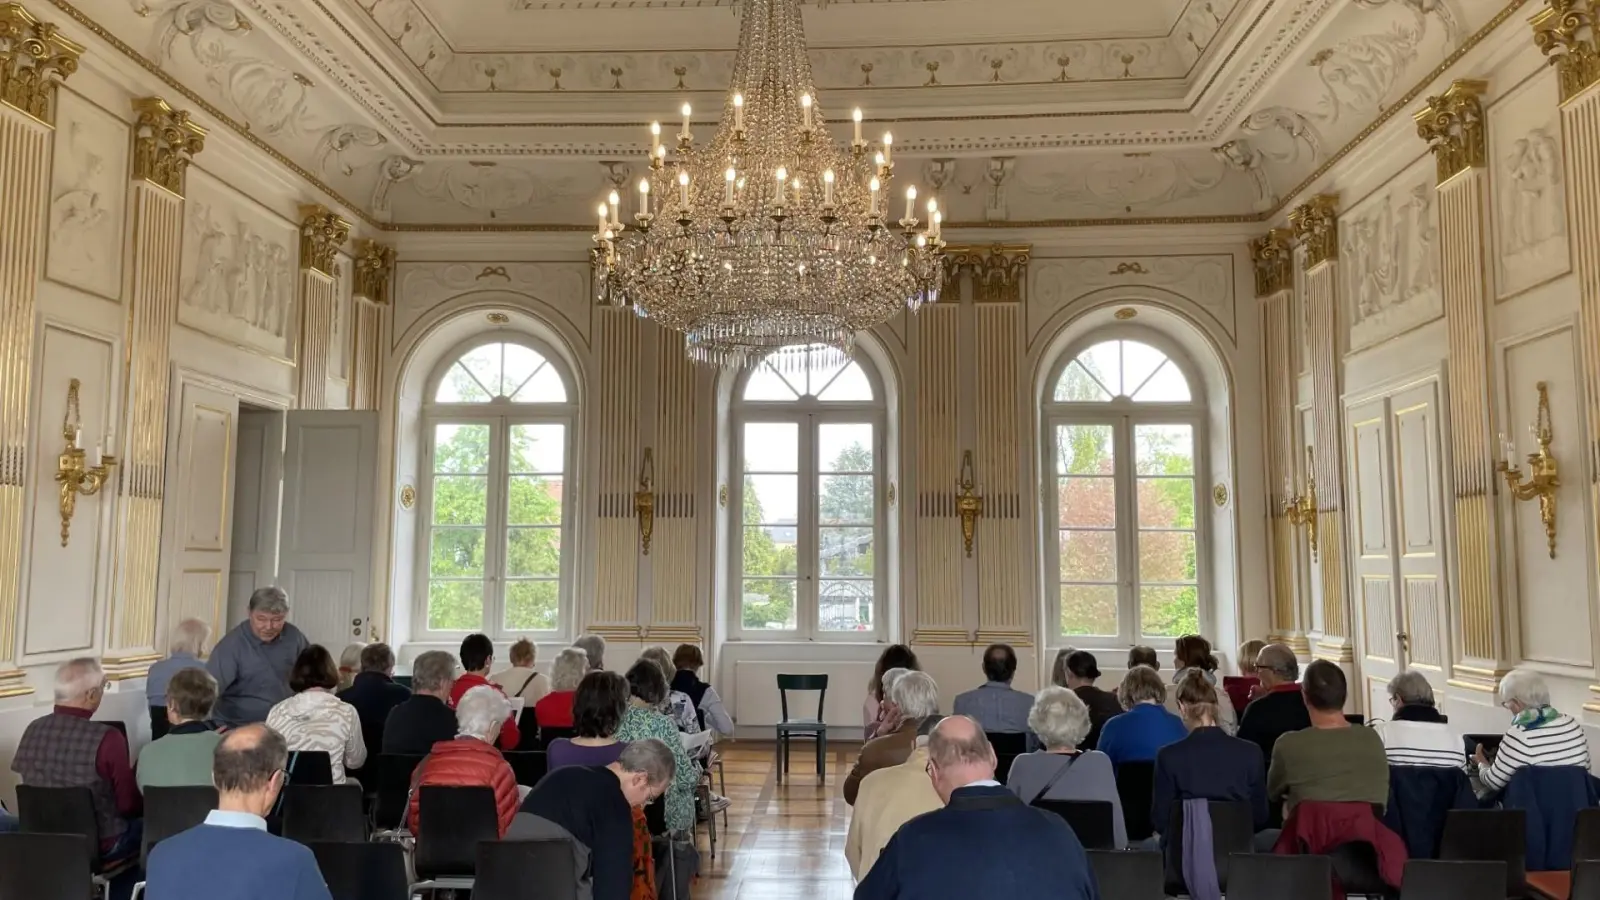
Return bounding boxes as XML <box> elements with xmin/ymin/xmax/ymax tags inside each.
<box><xmin>137</xmin><ymin>668</ymin><xmax>225</xmax><ymax>789</ymax></box>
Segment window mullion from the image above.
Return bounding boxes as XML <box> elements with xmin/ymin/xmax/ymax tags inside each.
<box><xmin>1116</xmin><ymin>415</ymin><xmax>1138</xmax><ymax>646</ymax></box>
<box><xmin>486</xmin><ymin>416</ymin><xmax>510</xmax><ymax>637</ymax></box>
<box><xmin>800</xmin><ymin>413</ymin><xmax>818</xmax><ymax>639</ymax></box>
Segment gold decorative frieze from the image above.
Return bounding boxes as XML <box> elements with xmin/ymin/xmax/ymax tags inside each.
<box><xmin>1415</xmin><ymin>79</ymin><xmax>1488</xmax><ymax>184</ymax></box>
<box><xmin>1249</xmin><ymin>228</ymin><xmax>1294</xmax><ymax>297</ymax></box>
<box><xmin>298</xmin><ymin>205</ymin><xmax>350</xmax><ymax>277</ymax></box>
<box><xmin>1531</xmin><ymin>0</ymin><xmax>1600</xmax><ymax>103</ymax></box>
<box><xmin>0</xmin><ymin>3</ymin><xmax>82</xmax><ymax>125</ymax></box>
<box><xmin>1289</xmin><ymin>195</ymin><xmax>1339</xmax><ymax>269</ymax></box>
<box><xmin>352</xmin><ymin>239</ymin><xmax>394</xmax><ymax>303</ymax></box>
<box><xmin>942</xmin><ymin>243</ymin><xmax>1031</xmax><ymax>303</ymax></box>
<box><xmin>131</xmin><ymin>97</ymin><xmax>205</xmax><ymax>196</ymax></box>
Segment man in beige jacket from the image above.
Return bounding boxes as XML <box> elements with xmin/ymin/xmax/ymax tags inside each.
<box><xmin>845</xmin><ymin>731</ymin><xmax>943</xmax><ymax>881</ymax></box>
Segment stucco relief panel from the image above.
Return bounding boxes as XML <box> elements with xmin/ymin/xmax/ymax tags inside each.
<box><xmin>394</xmin><ymin>263</ymin><xmax>593</xmax><ymax>349</ymax></box>
<box><xmin>1341</xmin><ymin>155</ymin><xmax>1440</xmax><ymax>352</ymax></box>
<box><xmin>1026</xmin><ymin>255</ymin><xmax>1235</xmax><ymax>346</ymax></box>
<box><xmin>46</xmin><ymin>91</ymin><xmax>130</xmax><ymax>302</ymax></box>
<box><xmin>179</xmin><ymin>168</ymin><xmax>299</xmax><ymax>360</ymax></box>
<box><xmin>1489</xmin><ymin>69</ymin><xmax>1570</xmax><ymax>301</ymax></box>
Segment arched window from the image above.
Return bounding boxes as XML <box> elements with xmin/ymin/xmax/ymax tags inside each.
<box><xmin>732</xmin><ymin>345</ymin><xmax>884</xmax><ymax>640</ymax></box>
<box><xmin>419</xmin><ymin>339</ymin><xmax>575</xmax><ymax>638</ymax></box>
<box><xmin>1045</xmin><ymin>337</ymin><xmax>1204</xmax><ymax>646</ymax></box>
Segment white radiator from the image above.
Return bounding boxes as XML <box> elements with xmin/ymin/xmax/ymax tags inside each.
<box><xmin>730</xmin><ymin>659</ymin><xmax>874</xmax><ymax>729</ymax></box>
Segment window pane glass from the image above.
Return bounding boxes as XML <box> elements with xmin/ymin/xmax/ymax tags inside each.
<box><xmin>1054</xmin><ymin>360</ymin><xmax>1112</xmax><ymax>402</ymax></box>
<box><xmin>437</xmin><ymin>363</ymin><xmax>492</xmax><ymax>403</ymax></box>
<box><xmin>507</xmin><ymin>475</ymin><xmax>563</xmax><ymax>526</ymax></box>
<box><xmin>819</xmin><ymin>580</ymin><xmax>874</xmax><ymax>631</ymax></box>
<box><xmin>743</xmin><ymin>364</ymin><xmax>800</xmax><ymax>401</ymax></box>
<box><xmin>507</xmin><ymin>527</ymin><xmax>562</xmax><ymax>577</ymax></box>
<box><xmin>434</xmin><ymin>424</ymin><xmax>491</xmax><ymax>474</ymax></box>
<box><xmin>430</xmin><ymin>527</ymin><xmax>485</xmax><ymax>577</ymax></box>
<box><xmin>1121</xmin><ymin>341</ymin><xmax>1167</xmax><ymax>397</ymax></box>
<box><xmin>428</xmin><ymin>580</ymin><xmax>484</xmax><ymax>631</ymax></box>
<box><xmin>512</xmin><ymin>363</ymin><xmax>568</xmax><ymax>403</ymax></box>
<box><xmin>431</xmin><ymin>476</ymin><xmax>487</xmax><ymax>525</ymax></box>
<box><xmin>501</xmin><ymin>345</ymin><xmax>547</xmax><ymax>398</ymax></box>
<box><xmin>741</xmin><ymin>579</ymin><xmax>797</xmax><ymax>630</ymax></box>
<box><xmin>504</xmin><ymin>580</ymin><xmax>559</xmax><ymax>631</ymax></box>
<box><xmin>817</xmin><ymin>363</ymin><xmax>873</xmax><ymax>402</ymax></box>
<box><xmin>1134</xmin><ymin>360</ymin><xmax>1192</xmax><ymax>402</ymax></box>
<box><xmin>1061</xmin><ymin>584</ymin><xmax>1118</xmax><ymax>636</ymax></box>
<box><xmin>743</xmin><ymin>423</ymin><xmax>799</xmax><ymax>471</ymax></box>
<box><xmin>1139</xmin><ymin>531</ymin><xmax>1197</xmax><ymax>583</ymax></box>
<box><xmin>459</xmin><ymin>344</ymin><xmax>504</xmax><ymax>397</ymax></box>
<box><xmin>1135</xmin><ymin>424</ymin><xmax>1194</xmax><ymax>475</ymax></box>
<box><xmin>820</xmin><ymin>527</ymin><xmax>874</xmax><ymax>576</ymax></box>
<box><xmin>1058</xmin><ymin>476</ymin><xmax>1115</xmax><ymax>528</ymax></box>
<box><xmin>1078</xmin><ymin>341</ymin><xmax>1123</xmax><ymax>396</ymax></box>
<box><xmin>510</xmin><ymin>424</ymin><xmax>565</xmax><ymax>474</ymax></box>
<box><xmin>818</xmin><ymin>423</ymin><xmax>874</xmax><ymax>472</ymax></box>
<box><xmin>1056</xmin><ymin>424</ymin><xmax>1115</xmax><ymax>475</ymax></box>
<box><xmin>1137</xmin><ymin>478</ymin><xmax>1195</xmax><ymax>529</ymax></box>
<box><xmin>743</xmin><ymin>526</ymin><xmax>797</xmax><ymax>577</ymax></box>
<box><xmin>819</xmin><ymin>475</ymin><xmax>874</xmax><ymax>525</ymax></box>
<box><xmin>1140</xmin><ymin>585</ymin><xmax>1199</xmax><ymax>637</ymax></box>
<box><xmin>1059</xmin><ymin>529</ymin><xmax>1117</xmax><ymax>582</ymax></box>
<box><xmin>743</xmin><ymin>475</ymin><xmax>797</xmax><ymax>525</ymax></box>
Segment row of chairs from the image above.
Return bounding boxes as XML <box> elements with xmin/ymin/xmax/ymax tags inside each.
<box><xmin>1087</xmin><ymin>851</ymin><xmax>1511</xmax><ymax>900</ymax></box>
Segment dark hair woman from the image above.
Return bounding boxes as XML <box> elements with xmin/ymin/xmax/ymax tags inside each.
<box><xmin>865</xmin><ymin>644</ymin><xmax>920</xmax><ymax>740</ymax></box>
<box><xmin>547</xmin><ymin>671</ymin><xmax>630</xmax><ymax>769</ymax></box>
<box><xmin>266</xmin><ymin>645</ymin><xmax>367</xmax><ymax>785</ymax></box>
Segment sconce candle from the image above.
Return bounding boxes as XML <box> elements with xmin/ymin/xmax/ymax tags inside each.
<box><xmin>1499</xmin><ymin>382</ymin><xmax>1561</xmax><ymax>558</ymax></box>
<box><xmin>54</xmin><ymin>379</ymin><xmax>117</xmax><ymax>547</ymax></box>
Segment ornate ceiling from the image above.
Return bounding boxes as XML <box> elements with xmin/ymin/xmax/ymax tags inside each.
<box><xmin>53</xmin><ymin>0</ymin><xmax>1514</xmax><ymax>228</ymax></box>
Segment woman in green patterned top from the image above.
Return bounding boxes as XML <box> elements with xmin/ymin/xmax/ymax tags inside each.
<box><xmin>616</xmin><ymin>658</ymin><xmax>701</xmax><ymax>832</ymax></box>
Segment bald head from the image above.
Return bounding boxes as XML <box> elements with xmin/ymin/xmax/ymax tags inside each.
<box><xmin>926</xmin><ymin>715</ymin><xmax>996</xmax><ymax>803</ymax></box>
<box><xmin>214</xmin><ymin>724</ymin><xmax>287</xmax><ymax>798</ymax></box>
<box><xmin>1256</xmin><ymin>643</ymin><xmax>1299</xmax><ymax>688</ymax></box>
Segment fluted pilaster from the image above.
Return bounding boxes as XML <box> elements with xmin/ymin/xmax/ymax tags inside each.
<box><xmin>348</xmin><ymin>239</ymin><xmax>392</xmax><ymax>411</ymax></box>
<box><xmin>295</xmin><ymin>205</ymin><xmax>349</xmax><ymax>410</ymax></box>
<box><xmin>1253</xmin><ymin>229</ymin><xmax>1307</xmax><ymax>650</ymax></box>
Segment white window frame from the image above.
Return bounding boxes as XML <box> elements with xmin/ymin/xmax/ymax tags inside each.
<box><xmin>414</xmin><ymin>335</ymin><xmax>579</xmax><ymax>642</ymax></box>
<box><xmin>1042</xmin><ymin>331</ymin><xmax>1210</xmax><ymax>651</ymax></box>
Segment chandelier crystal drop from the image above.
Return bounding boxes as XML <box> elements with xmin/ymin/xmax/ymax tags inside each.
<box><xmin>591</xmin><ymin>0</ymin><xmax>945</xmax><ymax>368</ymax></box>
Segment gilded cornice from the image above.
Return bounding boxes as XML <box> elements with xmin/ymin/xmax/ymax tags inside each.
<box><xmin>1249</xmin><ymin>229</ymin><xmax>1294</xmax><ymax>298</ymax></box>
<box><xmin>132</xmin><ymin>96</ymin><xmax>205</xmax><ymax>196</ymax></box>
<box><xmin>1531</xmin><ymin>0</ymin><xmax>1600</xmax><ymax>103</ymax></box>
<box><xmin>352</xmin><ymin>239</ymin><xmax>395</xmax><ymax>303</ymax></box>
<box><xmin>1289</xmin><ymin>194</ymin><xmax>1339</xmax><ymax>270</ymax></box>
<box><xmin>0</xmin><ymin>3</ymin><xmax>82</xmax><ymax>125</ymax></box>
<box><xmin>298</xmin><ymin>204</ymin><xmax>351</xmax><ymax>276</ymax></box>
<box><xmin>941</xmin><ymin>243</ymin><xmax>1031</xmax><ymax>303</ymax></box>
<box><xmin>1415</xmin><ymin>79</ymin><xmax>1488</xmax><ymax>185</ymax></box>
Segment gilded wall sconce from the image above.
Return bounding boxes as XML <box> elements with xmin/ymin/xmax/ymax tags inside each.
<box><xmin>1284</xmin><ymin>447</ymin><xmax>1318</xmax><ymax>562</ymax></box>
<box><xmin>55</xmin><ymin>379</ymin><xmax>117</xmax><ymax>547</ymax></box>
<box><xmin>1498</xmin><ymin>381</ymin><xmax>1560</xmax><ymax>558</ymax></box>
<box><xmin>956</xmin><ymin>450</ymin><xmax>984</xmax><ymax>558</ymax></box>
<box><xmin>635</xmin><ymin>448</ymin><xmax>655</xmax><ymax>555</ymax></box>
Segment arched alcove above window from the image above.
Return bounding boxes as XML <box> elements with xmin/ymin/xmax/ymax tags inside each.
<box><xmin>1055</xmin><ymin>339</ymin><xmax>1192</xmax><ymax>404</ymax></box>
<box><xmin>434</xmin><ymin>341</ymin><xmax>569</xmax><ymax>404</ymax></box>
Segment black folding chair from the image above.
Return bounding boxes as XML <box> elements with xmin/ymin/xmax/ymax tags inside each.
<box><xmin>141</xmin><ymin>785</ymin><xmax>218</xmax><ymax>867</ymax></box>
<box><xmin>412</xmin><ymin>786</ymin><xmax>499</xmax><ymax>893</ymax></box>
<box><xmin>287</xmin><ymin>750</ymin><xmax>335</xmax><ymax>786</ymax></box>
<box><xmin>1574</xmin><ymin>808</ymin><xmax>1600</xmax><ymax>864</ymax></box>
<box><xmin>995</xmin><ymin>753</ymin><xmax>1019</xmax><ymax>785</ymax></box>
<box><xmin>987</xmin><ymin>732</ymin><xmax>1028</xmax><ymax>756</ymax></box>
<box><xmin>538</xmin><ymin>727</ymin><xmax>576</xmax><ymax>750</ymax></box>
<box><xmin>148</xmin><ymin>706</ymin><xmax>170</xmax><ymax>742</ymax></box>
<box><xmin>474</xmin><ymin>839</ymin><xmax>580</xmax><ymax>900</ymax></box>
<box><xmin>0</xmin><ymin>832</ymin><xmax>97</xmax><ymax>900</ymax></box>
<box><xmin>1115</xmin><ymin>760</ymin><xmax>1157</xmax><ymax>841</ymax></box>
<box><xmin>1032</xmin><ymin>799</ymin><xmax>1116</xmax><ymax>850</ymax></box>
<box><xmin>283</xmin><ymin>784</ymin><xmax>368</xmax><ymax>844</ymax></box>
<box><xmin>505</xmin><ymin>750</ymin><xmax>549</xmax><ymax>788</ymax></box>
<box><xmin>1228</xmin><ymin>853</ymin><xmax>1334</xmax><ymax>900</ymax></box>
<box><xmin>1329</xmin><ymin>840</ymin><xmax>1394</xmax><ymax>898</ymax></box>
<box><xmin>1574</xmin><ymin>859</ymin><xmax>1600</xmax><ymax>900</ymax></box>
<box><xmin>1440</xmin><ymin>809</ymin><xmax>1526</xmax><ymax>899</ymax></box>
<box><xmin>372</xmin><ymin>753</ymin><xmax>425</xmax><ymax>832</ymax></box>
<box><xmin>1399</xmin><ymin>860</ymin><xmax>1506</xmax><ymax>900</ymax></box>
<box><xmin>309</xmin><ymin>841</ymin><xmax>411</xmax><ymax>900</ymax></box>
<box><xmin>1163</xmin><ymin>800</ymin><xmax>1255</xmax><ymax>896</ymax></box>
<box><xmin>1087</xmin><ymin>849</ymin><xmax>1163</xmax><ymax>900</ymax></box>
<box><xmin>515</xmin><ymin>707</ymin><xmax>542</xmax><ymax>751</ymax></box>
<box><xmin>15</xmin><ymin>786</ymin><xmax>132</xmax><ymax>898</ymax></box>
<box><xmin>775</xmin><ymin>673</ymin><xmax>828</xmax><ymax>781</ymax></box>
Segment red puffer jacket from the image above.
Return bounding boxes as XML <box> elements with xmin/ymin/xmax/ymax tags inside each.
<box><xmin>407</xmin><ymin>737</ymin><xmax>520</xmax><ymax>837</ymax></box>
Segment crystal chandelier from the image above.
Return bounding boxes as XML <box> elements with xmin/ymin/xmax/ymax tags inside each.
<box><xmin>591</xmin><ymin>0</ymin><xmax>945</xmax><ymax>368</ymax></box>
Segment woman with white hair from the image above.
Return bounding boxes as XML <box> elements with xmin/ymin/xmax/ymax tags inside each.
<box><xmin>408</xmin><ymin>685</ymin><xmax>521</xmax><ymax>837</ymax></box>
<box><xmin>337</xmin><ymin>642</ymin><xmax>366</xmax><ymax>693</ymax></box>
<box><xmin>1006</xmin><ymin>686</ymin><xmax>1128</xmax><ymax>847</ymax></box>
<box><xmin>147</xmin><ymin>618</ymin><xmax>211</xmax><ymax>739</ymax></box>
<box><xmin>535</xmin><ymin>647</ymin><xmax>590</xmax><ymax>730</ymax></box>
<box><xmin>1378</xmin><ymin>670</ymin><xmax>1464</xmax><ymax>768</ymax></box>
<box><xmin>1477</xmin><ymin>668</ymin><xmax>1590</xmax><ymax>793</ymax></box>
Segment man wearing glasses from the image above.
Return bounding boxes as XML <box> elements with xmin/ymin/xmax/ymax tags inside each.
<box><xmin>208</xmin><ymin>586</ymin><xmax>310</xmax><ymax>726</ymax></box>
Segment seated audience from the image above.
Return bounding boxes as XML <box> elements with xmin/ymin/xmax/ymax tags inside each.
<box><xmin>1224</xmin><ymin>638</ymin><xmax>1267</xmax><ymax>712</ymax></box>
<box><xmin>845</xmin><ymin>671</ymin><xmax>941</xmax><ymax>805</ymax></box>
<box><xmin>12</xmin><ymin>658</ymin><xmax>142</xmax><ymax>862</ymax></box>
<box><xmin>866</xmin><ymin>667</ymin><xmax>912</xmax><ymax>746</ymax></box>
<box><xmin>208</xmin><ymin>587</ymin><xmax>310</xmax><ymax>727</ymax></box>
<box><xmin>408</xmin><ymin>685</ymin><xmax>521</xmax><ymax>837</ymax></box>
<box><xmin>1128</xmin><ymin>645</ymin><xmax>1160</xmax><ymax>671</ymax></box>
<box><xmin>337</xmin><ymin>642</ymin><xmax>366</xmax><ymax>692</ymax></box>
<box><xmin>1268</xmin><ymin>660</ymin><xmax>1388</xmax><ymax>818</ymax></box>
<box><xmin>573</xmin><ymin>633</ymin><xmax>608</xmax><ymax>672</ymax></box>
<box><xmin>382</xmin><ymin>650</ymin><xmax>459</xmax><ymax>755</ymax></box>
<box><xmin>1164</xmin><ymin>634</ymin><xmax>1237</xmax><ymax>733</ymax></box>
<box><xmin>1378</xmin><ymin>669</ymin><xmax>1464</xmax><ymax>768</ymax></box>
<box><xmin>336</xmin><ymin>642</ymin><xmax>410</xmax><ymax>763</ymax></box>
<box><xmin>549</xmin><ymin>671</ymin><xmax>630</xmax><ymax>769</ymax></box>
<box><xmin>1058</xmin><ymin>650</ymin><xmax>1123</xmax><ymax>751</ymax></box>
<box><xmin>138</xmin><ymin>668</ymin><xmax>225</xmax><ymax>790</ymax></box>
<box><xmin>448</xmin><ymin>633</ymin><xmax>519</xmax><ymax>750</ymax></box>
<box><xmin>670</xmin><ymin>643</ymin><xmax>735</xmax><ymax>735</ymax></box>
<box><xmin>1477</xmin><ymin>668</ymin><xmax>1590</xmax><ymax>793</ymax></box>
<box><xmin>1237</xmin><ymin>642</ymin><xmax>1311</xmax><ymax>767</ymax></box>
<box><xmin>863</xmin><ymin>644</ymin><xmax>919</xmax><ymax>741</ymax></box>
<box><xmin>146</xmin><ymin>618</ymin><xmax>210</xmax><ymax>740</ymax></box>
<box><xmin>144</xmin><ymin>725</ymin><xmax>332</xmax><ymax>900</ymax></box>
<box><xmin>535</xmin><ymin>647</ymin><xmax>590</xmax><ymax>730</ymax></box>
<box><xmin>856</xmin><ymin>716</ymin><xmax>1098</xmax><ymax>900</ymax></box>
<box><xmin>266</xmin><ymin>645</ymin><xmax>367</xmax><ymax>784</ymax></box>
<box><xmin>510</xmin><ymin>739</ymin><xmax>676</xmax><ymax>900</ymax></box>
<box><xmin>846</xmin><ymin>731</ymin><xmax>941</xmax><ymax>881</ymax></box>
<box><xmin>490</xmin><ymin>637</ymin><xmax>553</xmax><ymax>706</ymax></box>
<box><xmin>952</xmin><ymin>643</ymin><xmax>1034</xmax><ymax>736</ymax></box>
<box><xmin>640</xmin><ymin>645</ymin><xmax>706</xmax><ymax>737</ymax></box>
<box><xmin>1006</xmin><ymin>686</ymin><xmax>1126</xmax><ymax>848</ymax></box>
<box><xmin>1048</xmin><ymin>648</ymin><xmax>1074</xmax><ymax>688</ymax></box>
<box><xmin>1096</xmin><ymin>665</ymin><xmax>1187</xmax><ymax>766</ymax></box>
<box><xmin>615</xmin><ymin>659</ymin><xmax>701</xmax><ymax>833</ymax></box>
<box><xmin>1153</xmin><ymin>670</ymin><xmax>1268</xmax><ymax>841</ymax></box>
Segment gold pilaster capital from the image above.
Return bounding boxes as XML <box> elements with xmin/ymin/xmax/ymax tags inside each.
<box><xmin>940</xmin><ymin>243</ymin><xmax>1031</xmax><ymax>303</ymax></box>
<box><xmin>0</xmin><ymin>3</ymin><xmax>82</xmax><ymax>126</ymax></box>
<box><xmin>297</xmin><ymin>204</ymin><xmax>350</xmax><ymax>276</ymax></box>
<box><xmin>1531</xmin><ymin>0</ymin><xmax>1600</xmax><ymax>103</ymax></box>
<box><xmin>1249</xmin><ymin>228</ymin><xmax>1295</xmax><ymax>297</ymax></box>
<box><xmin>1289</xmin><ymin>194</ymin><xmax>1339</xmax><ymax>270</ymax></box>
<box><xmin>131</xmin><ymin>97</ymin><xmax>205</xmax><ymax>196</ymax></box>
<box><xmin>1415</xmin><ymin>79</ymin><xmax>1488</xmax><ymax>184</ymax></box>
<box><xmin>352</xmin><ymin>239</ymin><xmax>395</xmax><ymax>303</ymax></box>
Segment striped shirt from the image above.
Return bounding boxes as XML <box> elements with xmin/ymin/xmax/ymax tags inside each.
<box><xmin>1380</xmin><ymin>720</ymin><xmax>1466</xmax><ymax>768</ymax></box>
<box><xmin>1480</xmin><ymin>714</ymin><xmax>1590</xmax><ymax>792</ymax></box>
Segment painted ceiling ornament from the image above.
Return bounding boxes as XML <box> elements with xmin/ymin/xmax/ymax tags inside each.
<box><xmin>1413</xmin><ymin>78</ymin><xmax>1487</xmax><ymax>185</ymax></box>
<box><xmin>1249</xmin><ymin>228</ymin><xmax>1294</xmax><ymax>297</ymax></box>
<box><xmin>1212</xmin><ymin>139</ymin><xmax>1277</xmax><ymax>211</ymax></box>
<box><xmin>0</xmin><ymin>2</ymin><xmax>84</xmax><ymax>125</ymax></box>
<box><xmin>1530</xmin><ymin>0</ymin><xmax>1600</xmax><ymax>103</ymax></box>
<box><xmin>1289</xmin><ymin>194</ymin><xmax>1340</xmax><ymax>270</ymax></box>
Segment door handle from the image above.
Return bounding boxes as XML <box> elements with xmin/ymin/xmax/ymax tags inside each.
<box><xmin>1396</xmin><ymin>632</ymin><xmax>1409</xmax><ymax>651</ymax></box>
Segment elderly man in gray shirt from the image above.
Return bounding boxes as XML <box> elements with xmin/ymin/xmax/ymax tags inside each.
<box><xmin>952</xmin><ymin>643</ymin><xmax>1036</xmax><ymax>737</ymax></box>
<box><xmin>207</xmin><ymin>587</ymin><xmax>310</xmax><ymax>725</ymax></box>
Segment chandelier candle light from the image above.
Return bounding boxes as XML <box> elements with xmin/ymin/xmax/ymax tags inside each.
<box><xmin>591</xmin><ymin>0</ymin><xmax>946</xmax><ymax>368</ymax></box>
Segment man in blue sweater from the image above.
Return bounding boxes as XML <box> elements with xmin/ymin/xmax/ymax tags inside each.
<box><xmin>145</xmin><ymin>724</ymin><xmax>332</xmax><ymax>900</ymax></box>
<box><xmin>856</xmin><ymin>716</ymin><xmax>1099</xmax><ymax>900</ymax></box>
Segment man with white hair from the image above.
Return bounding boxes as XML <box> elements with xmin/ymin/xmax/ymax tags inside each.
<box><xmin>207</xmin><ymin>587</ymin><xmax>311</xmax><ymax>725</ymax></box>
<box><xmin>844</xmin><ymin>671</ymin><xmax>941</xmax><ymax>806</ymax></box>
<box><xmin>407</xmin><ymin>685</ymin><xmax>521</xmax><ymax>836</ymax></box>
<box><xmin>1477</xmin><ymin>668</ymin><xmax>1590</xmax><ymax>793</ymax></box>
<box><xmin>12</xmin><ymin>657</ymin><xmax>143</xmax><ymax>862</ymax></box>
<box><xmin>146</xmin><ymin>617</ymin><xmax>210</xmax><ymax>739</ymax></box>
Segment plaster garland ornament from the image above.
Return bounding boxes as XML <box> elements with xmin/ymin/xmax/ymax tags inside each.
<box><xmin>132</xmin><ymin>96</ymin><xmax>207</xmax><ymax>196</ymax></box>
<box><xmin>1531</xmin><ymin>0</ymin><xmax>1600</xmax><ymax>103</ymax></box>
<box><xmin>352</xmin><ymin>239</ymin><xmax>395</xmax><ymax>303</ymax></box>
<box><xmin>0</xmin><ymin>2</ymin><xmax>84</xmax><ymax>125</ymax></box>
<box><xmin>297</xmin><ymin>204</ymin><xmax>351</xmax><ymax>276</ymax></box>
<box><xmin>1289</xmin><ymin>194</ymin><xmax>1340</xmax><ymax>269</ymax></box>
<box><xmin>1249</xmin><ymin>228</ymin><xmax>1295</xmax><ymax>297</ymax></box>
<box><xmin>1414</xmin><ymin>78</ymin><xmax>1487</xmax><ymax>185</ymax></box>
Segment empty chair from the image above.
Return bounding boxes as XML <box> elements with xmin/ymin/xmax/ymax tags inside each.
<box><xmin>412</xmin><ymin>786</ymin><xmax>499</xmax><ymax>890</ymax></box>
<box><xmin>1163</xmin><ymin>800</ymin><xmax>1256</xmax><ymax>896</ymax></box>
<box><xmin>1440</xmin><ymin>809</ymin><xmax>1526</xmax><ymax>899</ymax></box>
<box><xmin>1086</xmin><ymin>850</ymin><xmax>1163</xmax><ymax>900</ymax></box>
<box><xmin>372</xmin><ymin>754</ymin><xmax>424</xmax><ymax>832</ymax></box>
<box><xmin>1400</xmin><ymin>860</ymin><xmax>1506</xmax><ymax>900</ymax></box>
<box><xmin>474</xmin><ymin>839</ymin><xmax>580</xmax><ymax>900</ymax></box>
<box><xmin>505</xmin><ymin>750</ymin><xmax>549</xmax><ymax>788</ymax></box>
<box><xmin>310</xmin><ymin>841</ymin><xmax>411</xmax><ymax>900</ymax></box>
<box><xmin>141</xmin><ymin>785</ymin><xmax>218</xmax><ymax>867</ymax></box>
<box><xmin>1228</xmin><ymin>853</ymin><xmax>1334</xmax><ymax>900</ymax></box>
<box><xmin>0</xmin><ymin>832</ymin><xmax>96</xmax><ymax>900</ymax></box>
<box><xmin>1033</xmin><ymin>800</ymin><xmax>1115</xmax><ymax>850</ymax></box>
<box><xmin>286</xmin><ymin>750</ymin><xmax>334</xmax><ymax>786</ymax></box>
<box><xmin>16</xmin><ymin>785</ymin><xmax>136</xmax><ymax>876</ymax></box>
<box><xmin>774</xmin><ymin>674</ymin><xmax>828</xmax><ymax>781</ymax></box>
<box><xmin>282</xmin><ymin>784</ymin><xmax>367</xmax><ymax>844</ymax></box>
<box><xmin>1115</xmin><ymin>760</ymin><xmax>1157</xmax><ymax>842</ymax></box>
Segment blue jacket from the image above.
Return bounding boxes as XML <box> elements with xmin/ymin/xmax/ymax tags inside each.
<box><xmin>146</xmin><ymin>817</ymin><xmax>333</xmax><ymax>900</ymax></box>
<box><xmin>1503</xmin><ymin>765</ymin><xmax>1600</xmax><ymax>870</ymax></box>
<box><xmin>1383</xmin><ymin>765</ymin><xmax>1476</xmax><ymax>860</ymax></box>
<box><xmin>1098</xmin><ymin>703</ymin><xmax>1188</xmax><ymax>766</ymax></box>
<box><xmin>1153</xmin><ymin>726</ymin><xmax>1269</xmax><ymax>837</ymax></box>
<box><xmin>855</xmin><ymin>784</ymin><xmax>1098</xmax><ymax>900</ymax></box>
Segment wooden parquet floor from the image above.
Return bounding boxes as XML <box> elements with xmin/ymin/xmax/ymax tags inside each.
<box><xmin>694</xmin><ymin>741</ymin><xmax>857</xmax><ymax>900</ymax></box>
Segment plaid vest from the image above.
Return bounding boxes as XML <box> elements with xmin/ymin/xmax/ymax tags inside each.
<box><xmin>13</xmin><ymin>712</ymin><xmax>128</xmax><ymax>843</ymax></box>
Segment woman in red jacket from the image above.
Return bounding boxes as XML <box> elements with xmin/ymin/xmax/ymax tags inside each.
<box><xmin>409</xmin><ymin>685</ymin><xmax>521</xmax><ymax>836</ymax></box>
